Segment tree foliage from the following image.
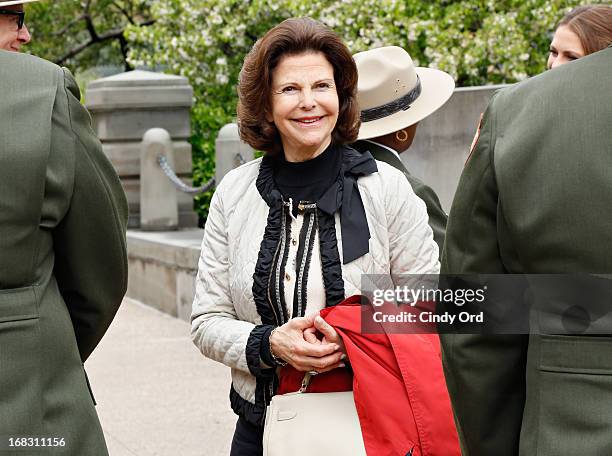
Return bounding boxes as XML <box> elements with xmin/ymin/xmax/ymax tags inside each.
<box><xmin>27</xmin><ymin>0</ymin><xmax>154</xmax><ymax>72</ymax></box>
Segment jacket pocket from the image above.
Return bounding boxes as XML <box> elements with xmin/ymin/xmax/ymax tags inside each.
<box><xmin>0</xmin><ymin>285</ymin><xmax>39</xmax><ymax>323</ymax></box>
<box><xmin>539</xmin><ymin>333</ymin><xmax>612</xmax><ymax>375</ymax></box>
<box><xmin>535</xmin><ymin>334</ymin><xmax>612</xmax><ymax>455</ymax></box>
<box><xmin>0</xmin><ymin>286</ymin><xmax>43</xmax><ymax>433</ymax></box>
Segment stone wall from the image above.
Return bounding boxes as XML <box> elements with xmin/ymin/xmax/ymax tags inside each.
<box><xmin>405</xmin><ymin>84</ymin><xmax>508</xmax><ymax>211</ymax></box>
<box><xmin>126</xmin><ymin>230</ymin><xmax>202</xmax><ymax>321</ymax></box>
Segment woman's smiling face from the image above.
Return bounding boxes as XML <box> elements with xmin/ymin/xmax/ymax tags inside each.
<box><xmin>268</xmin><ymin>51</ymin><xmax>339</xmax><ymax>162</ymax></box>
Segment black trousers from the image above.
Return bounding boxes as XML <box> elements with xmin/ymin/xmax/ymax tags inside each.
<box><xmin>230</xmin><ymin>416</ymin><xmax>263</xmax><ymax>456</ymax></box>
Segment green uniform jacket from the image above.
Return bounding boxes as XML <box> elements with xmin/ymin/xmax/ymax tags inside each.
<box><xmin>0</xmin><ymin>51</ymin><xmax>128</xmax><ymax>455</ymax></box>
<box><xmin>352</xmin><ymin>140</ymin><xmax>447</xmax><ymax>257</ymax></box>
<box><xmin>441</xmin><ymin>48</ymin><xmax>612</xmax><ymax>456</ymax></box>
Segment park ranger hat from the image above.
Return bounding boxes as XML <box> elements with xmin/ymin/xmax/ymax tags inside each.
<box><xmin>0</xmin><ymin>0</ymin><xmax>40</xmax><ymax>6</ymax></box>
<box><xmin>355</xmin><ymin>46</ymin><xmax>455</xmax><ymax>140</ymax></box>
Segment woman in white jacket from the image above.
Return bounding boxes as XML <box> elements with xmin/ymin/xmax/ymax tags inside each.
<box><xmin>191</xmin><ymin>17</ymin><xmax>439</xmax><ymax>455</ymax></box>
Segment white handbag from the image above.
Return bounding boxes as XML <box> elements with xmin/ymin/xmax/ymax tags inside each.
<box><xmin>262</xmin><ymin>373</ymin><xmax>367</xmax><ymax>456</ymax></box>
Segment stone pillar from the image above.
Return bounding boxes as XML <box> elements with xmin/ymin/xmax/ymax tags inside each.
<box><xmin>140</xmin><ymin>128</ymin><xmax>179</xmax><ymax>231</ymax></box>
<box><xmin>85</xmin><ymin>70</ymin><xmax>196</xmax><ymax>228</ymax></box>
<box><xmin>215</xmin><ymin>123</ymin><xmax>254</xmax><ymax>186</ymax></box>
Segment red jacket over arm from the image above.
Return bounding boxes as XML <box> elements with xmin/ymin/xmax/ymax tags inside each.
<box><xmin>278</xmin><ymin>297</ymin><xmax>460</xmax><ymax>456</ymax></box>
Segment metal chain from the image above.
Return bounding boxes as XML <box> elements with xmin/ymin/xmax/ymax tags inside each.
<box><xmin>235</xmin><ymin>153</ymin><xmax>246</xmax><ymax>166</ymax></box>
<box><xmin>157</xmin><ymin>155</ymin><xmax>215</xmax><ymax>195</ymax></box>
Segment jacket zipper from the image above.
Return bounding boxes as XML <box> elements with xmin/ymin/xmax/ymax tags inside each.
<box><xmin>267</xmin><ymin>203</ymin><xmax>291</xmax><ymax>326</ymax></box>
<box><xmin>264</xmin><ymin>204</ymin><xmax>289</xmax><ymax>414</ymax></box>
<box><xmin>296</xmin><ymin>210</ymin><xmax>316</xmax><ymax>317</ymax></box>
<box><xmin>267</xmin><ymin>239</ymin><xmax>282</xmax><ymax>327</ymax></box>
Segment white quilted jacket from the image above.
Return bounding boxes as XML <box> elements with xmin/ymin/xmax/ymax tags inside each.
<box><xmin>191</xmin><ymin>154</ymin><xmax>439</xmax><ymax>420</ymax></box>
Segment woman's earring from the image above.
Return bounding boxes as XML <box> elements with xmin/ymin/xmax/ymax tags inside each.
<box><xmin>395</xmin><ymin>129</ymin><xmax>409</xmax><ymax>142</ymax></box>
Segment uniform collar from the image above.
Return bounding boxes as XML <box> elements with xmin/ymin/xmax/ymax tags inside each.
<box><xmin>362</xmin><ymin>139</ymin><xmax>403</xmax><ymax>162</ymax></box>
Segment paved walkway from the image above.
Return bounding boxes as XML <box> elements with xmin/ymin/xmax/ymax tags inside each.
<box><xmin>85</xmin><ymin>298</ymin><xmax>236</xmax><ymax>456</ymax></box>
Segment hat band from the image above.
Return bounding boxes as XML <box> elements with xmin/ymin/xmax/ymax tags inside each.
<box><xmin>360</xmin><ymin>76</ymin><xmax>422</xmax><ymax>123</ymax></box>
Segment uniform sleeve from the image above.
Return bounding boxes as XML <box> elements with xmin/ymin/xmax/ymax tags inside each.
<box><xmin>52</xmin><ymin>68</ymin><xmax>128</xmax><ymax>362</ymax></box>
<box><xmin>440</xmin><ymin>93</ymin><xmax>529</xmax><ymax>456</ymax></box>
<box><xmin>408</xmin><ymin>176</ymin><xmax>447</xmax><ymax>258</ymax></box>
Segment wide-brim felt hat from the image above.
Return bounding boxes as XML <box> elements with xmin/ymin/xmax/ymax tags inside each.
<box><xmin>0</xmin><ymin>0</ymin><xmax>40</xmax><ymax>6</ymax></box>
<box><xmin>355</xmin><ymin>46</ymin><xmax>455</xmax><ymax>140</ymax></box>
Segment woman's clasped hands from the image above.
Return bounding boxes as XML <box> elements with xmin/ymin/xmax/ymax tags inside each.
<box><xmin>269</xmin><ymin>314</ymin><xmax>347</xmax><ymax>373</ymax></box>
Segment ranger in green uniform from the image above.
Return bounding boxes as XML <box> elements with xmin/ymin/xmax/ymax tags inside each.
<box><xmin>441</xmin><ymin>47</ymin><xmax>612</xmax><ymax>455</ymax></box>
<box><xmin>0</xmin><ymin>3</ymin><xmax>128</xmax><ymax>453</ymax></box>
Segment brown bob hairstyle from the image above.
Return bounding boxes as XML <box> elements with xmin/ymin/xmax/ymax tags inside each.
<box><xmin>237</xmin><ymin>17</ymin><xmax>360</xmax><ymax>155</ymax></box>
<box><xmin>558</xmin><ymin>4</ymin><xmax>612</xmax><ymax>55</ymax></box>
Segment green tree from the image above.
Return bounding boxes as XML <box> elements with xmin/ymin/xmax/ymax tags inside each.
<box><xmin>27</xmin><ymin>0</ymin><xmax>155</xmax><ymax>72</ymax></box>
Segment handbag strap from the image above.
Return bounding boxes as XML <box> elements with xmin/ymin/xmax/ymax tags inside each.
<box><xmin>299</xmin><ymin>372</ymin><xmax>315</xmax><ymax>393</ymax></box>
